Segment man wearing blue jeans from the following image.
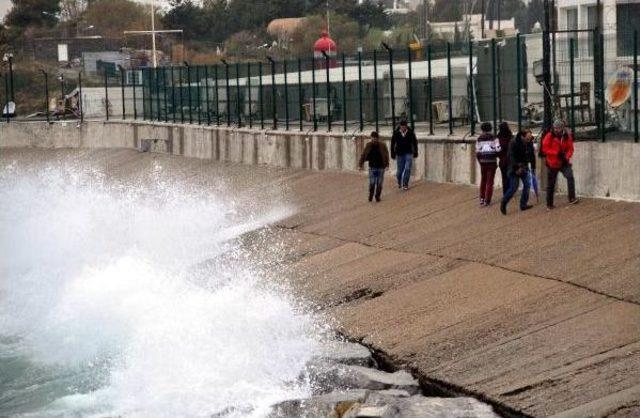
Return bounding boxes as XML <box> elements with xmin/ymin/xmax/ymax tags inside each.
<box><xmin>500</xmin><ymin>128</ymin><xmax>536</xmax><ymax>214</ymax></box>
<box><xmin>390</xmin><ymin>120</ymin><xmax>418</xmax><ymax>190</ymax></box>
<box><xmin>358</xmin><ymin>131</ymin><xmax>390</xmax><ymax>202</ymax></box>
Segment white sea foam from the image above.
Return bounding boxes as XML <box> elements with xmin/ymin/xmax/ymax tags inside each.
<box><xmin>0</xmin><ymin>158</ymin><xmax>320</xmax><ymax>417</ymax></box>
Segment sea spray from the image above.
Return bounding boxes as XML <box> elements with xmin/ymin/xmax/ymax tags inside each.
<box><xmin>0</xmin><ymin>156</ymin><xmax>322</xmax><ymax>417</ymax></box>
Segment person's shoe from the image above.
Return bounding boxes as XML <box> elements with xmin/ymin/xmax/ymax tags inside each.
<box><xmin>402</xmin><ymin>186</ymin><xmax>409</xmax><ymax>190</ymax></box>
<box><xmin>398</xmin><ymin>183</ymin><xmax>402</xmax><ymax>189</ymax></box>
<box><xmin>500</xmin><ymin>201</ymin><xmax>507</xmax><ymax>215</ymax></box>
<box><xmin>569</xmin><ymin>198</ymin><xmax>580</xmax><ymax>205</ymax></box>
<box><xmin>546</xmin><ymin>205</ymin><xmax>555</xmax><ymax>211</ymax></box>
<box><xmin>521</xmin><ymin>205</ymin><xmax>533</xmax><ymax>211</ymax></box>
<box><xmin>480</xmin><ymin>198</ymin><xmax>485</xmax><ymax>207</ymax></box>
<box><xmin>375</xmin><ymin>196</ymin><xmax>381</xmax><ymax>202</ymax></box>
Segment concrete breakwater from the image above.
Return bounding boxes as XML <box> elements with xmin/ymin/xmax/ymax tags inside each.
<box><xmin>1</xmin><ymin>120</ymin><xmax>640</xmax><ymax>202</ymax></box>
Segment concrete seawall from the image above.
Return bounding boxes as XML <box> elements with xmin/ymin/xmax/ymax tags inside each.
<box><xmin>1</xmin><ymin>120</ymin><xmax>639</xmax><ymax>202</ymax></box>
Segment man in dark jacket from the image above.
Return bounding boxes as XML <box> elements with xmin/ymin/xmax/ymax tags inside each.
<box><xmin>359</xmin><ymin>131</ymin><xmax>390</xmax><ymax>202</ymax></box>
<box><xmin>500</xmin><ymin>129</ymin><xmax>536</xmax><ymax>215</ymax></box>
<box><xmin>390</xmin><ymin>120</ymin><xmax>418</xmax><ymax>190</ymax></box>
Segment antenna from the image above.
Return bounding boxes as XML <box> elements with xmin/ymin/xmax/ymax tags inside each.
<box><xmin>326</xmin><ymin>0</ymin><xmax>330</xmax><ymax>38</ymax></box>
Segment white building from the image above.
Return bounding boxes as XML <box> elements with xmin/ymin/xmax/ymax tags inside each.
<box><xmin>554</xmin><ymin>0</ymin><xmax>639</xmax><ymax>128</ymax></box>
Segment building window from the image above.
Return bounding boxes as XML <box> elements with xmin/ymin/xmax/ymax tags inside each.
<box><xmin>617</xmin><ymin>3</ymin><xmax>640</xmax><ymax>56</ymax></box>
<box><xmin>586</xmin><ymin>5</ymin><xmax>601</xmax><ymax>57</ymax></box>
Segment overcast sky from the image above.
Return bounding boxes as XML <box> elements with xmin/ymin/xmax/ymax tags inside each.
<box><xmin>0</xmin><ymin>0</ymin><xmax>10</xmax><ymax>21</ymax></box>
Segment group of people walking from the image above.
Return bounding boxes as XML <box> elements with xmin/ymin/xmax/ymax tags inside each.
<box><xmin>476</xmin><ymin>118</ymin><xmax>579</xmax><ymax>214</ymax></box>
<box><xmin>358</xmin><ymin>118</ymin><xmax>578</xmax><ymax>210</ymax></box>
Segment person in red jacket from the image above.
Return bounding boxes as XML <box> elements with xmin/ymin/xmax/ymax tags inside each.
<box><xmin>541</xmin><ymin>119</ymin><xmax>579</xmax><ymax>209</ymax></box>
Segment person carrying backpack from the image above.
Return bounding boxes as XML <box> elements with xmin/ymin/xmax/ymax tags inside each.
<box><xmin>541</xmin><ymin>119</ymin><xmax>579</xmax><ymax>209</ymax></box>
<box><xmin>476</xmin><ymin>122</ymin><xmax>501</xmax><ymax>206</ymax></box>
<box><xmin>359</xmin><ymin>131</ymin><xmax>390</xmax><ymax>202</ymax></box>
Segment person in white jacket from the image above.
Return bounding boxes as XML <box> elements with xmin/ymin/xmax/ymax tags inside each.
<box><xmin>475</xmin><ymin>122</ymin><xmax>501</xmax><ymax>206</ymax></box>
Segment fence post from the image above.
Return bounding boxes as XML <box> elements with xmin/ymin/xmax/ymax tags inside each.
<box><xmin>247</xmin><ymin>62</ymin><xmax>252</xmax><ymax>128</ymax></box>
<box><xmin>205</xmin><ymin>65</ymin><xmax>211</xmax><ymax>125</ymax></box>
<box><xmin>132</xmin><ymin>70</ymin><xmax>137</xmax><ymax>120</ymax></box>
<box><xmin>383</xmin><ymin>43</ymin><xmax>395</xmax><ymax>128</ymax></box>
<box><xmin>235</xmin><ymin>62</ymin><xmax>241</xmax><ymax>127</ymax></box>
<box><xmin>342</xmin><ymin>53</ymin><xmax>347</xmax><ymax>132</ymax></box>
<box><xmin>491</xmin><ymin>38</ymin><xmax>497</xmax><ymax>135</ymax></box>
<box><xmin>600</xmin><ymin>32</ymin><xmax>605</xmax><ymax>142</ymax></box>
<box><xmin>322</xmin><ymin>51</ymin><xmax>331</xmax><ymax>132</ymax></box>
<box><xmin>156</xmin><ymin>67</ymin><xmax>161</xmax><ymax>121</ymax></box>
<box><xmin>259</xmin><ymin>62</ymin><xmax>264</xmax><ymax>129</ymax></box>
<box><xmin>634</xmin><ymin>30</ymin><xmax>638</xmax><ymax>143</ymax></box>
<box><xmin>497</xmin><ymin>40</ymin><xmax>502</xmax><ymax>123</ymax></box>
<box><xmin>78</xmin><ymin>71</ymin><xmax>83</xmax><ymax>124</ymax></box>
<box><xmin>179</xmin><ymin>66</ymin><xmax>185</xmax><ymax>124</ymax></box>
<box><xmin>358</xmin><ymin>51</ymin><xmax>363</xmax><ymax>132</ymax></box>
<box><xmin>186</xmin><ymin>64</ymin><xmax>193</xmax><ymax>124</ymax></box>
<box><xmin>197</xmin><ymin>65</ymin><xmax>202</xmax><ymax>125</ymax></box>
<box><xmin>119</xmin><ymin>67</ymin><xmax>126</xmax><ymax>120</ymax></box>
<box><xmin>41</xmin><ymin>70</ymin><xmax>49</xmax><ymax>123</ymax></box>
<box><xmin>3</xmin><ymin>73</ymin><xmax>8</xmax><ymax>123</ymax></box>
<box><xmin>312</xmin><ymin>56</ymin><xmax>317</xmax><ymax>131</ymax></box>
<box><xmin>516</xmin><ymin>34</ymin><xmax>522</xmax><ymax>132</ymax></box>
<box><xmin>283</xmin><ymin>60</ymin><xmax>289</xmax><ymax>130</ymax></box>
<box><xmin>268</xmin><ymin>57</ymin><xmax>277</xmax><ymax>130</ymax></box>
<box><xmin>104</xmin><ymin>69</ymin><xmax>109</xmax><ymax>121</ymax></box>
<box><xmin>214</xmin><ymin>65</ymin><xmax>220</xmax><ymax>126</ymax></box>
<box><xmin>163</xmin><ymin>68</ymin><xmax>169</xmax><ymax>122</ymax></box>
<box><xmin>447</xmin><ymin>42</ymin><xmax>453</xmax><ymax>135</ymax></box>
<box><xmin>428</xmin><ymin>45</ymin><xmax>433</xmax><ymax>135</ymax></box>
<box><xmin>542</xmin><ymin>30</ymin><xmax>552</xmax><ymax>130</ymax></box>
<box><xmin>223</xmin><ymin>60</ymin><xmax>230</xmax><ymax>126</ymax></box>
<box><xmin>373</xmin><ymin>49</ymin><xmax>379</xmax><ymax>132</ymax></box>
<box><xmin>298</xmin><ymin>58</ymin><xmax>303</xmax><ymax>131</ymax></box>
<box><xmin>407</xmin><ymin>46</ymin><xmax>414</xmax><ymax>130</ymax></box>
<box><xmin>469</xmin><ymin>40</ymin><xmax>475</xmax><ymax>135</ymax></box>
<box><xmin>168</xmin><ymin>67</ymin><xmax>174</xmax><ymax>123</ymax></box>
<box><xmin>569</xmin><ymin>38</ymin><xmax>575</xmax><ymax>134</ymax></box>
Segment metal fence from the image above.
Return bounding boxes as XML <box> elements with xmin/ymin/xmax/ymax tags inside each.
<box><xmin>2</xmin><ymin>30</ymin><xmax>639</xmax><ymax>143</ymax></box>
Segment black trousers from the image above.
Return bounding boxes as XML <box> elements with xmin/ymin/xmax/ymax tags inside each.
<box><xmin>546</xmin><ymin>164</ymin><xmax>576</xmax><ymax>207</ymax></box>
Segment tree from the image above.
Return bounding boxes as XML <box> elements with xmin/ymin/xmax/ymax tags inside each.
<box><xmin>60</xmin><ymin>0</ymin><xmax>87</xmax><ymax>22</ymax></box>
<box><xmin>84</xmin><ymin>0</ymin><xmax>151</xmax><ymax>38</ymax></box>
<box><xmin>514</xmin><ymin>0</ymin><xmax>543</xmax><ymax>33</ymax></box>
<box><xmin>289</xmin><ymin>13</ymin><xmax>360</xmax><ymax>56</ymax></box>
<box><xmin>4</xmin><ymin>0</ymin><xmax>60</xmax><ymax>30</ymax></box>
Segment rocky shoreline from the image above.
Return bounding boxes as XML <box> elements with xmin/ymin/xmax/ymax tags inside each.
<box><xmin>268</xmin><ymin>339</ymin><xmax>500</xmax><ymax>418</ymax></box>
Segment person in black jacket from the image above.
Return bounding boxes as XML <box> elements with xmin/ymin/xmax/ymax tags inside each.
<box><xmin>500</xmin><ymin>128</ymin><xmax>536</xmax><ymax>215</ymax></box>
<box><xmin>359</xmin><ymin>131</ymin><xmax>390</xmax><ymax>202</ymax></box>
<box><xmin>390</xmin><ymin>120</ymin><xmax>418</xmax><ymax>190</ymax></box>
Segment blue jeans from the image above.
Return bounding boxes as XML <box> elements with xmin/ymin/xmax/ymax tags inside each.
<box><xmin>502</xmin><ymin>170</ymin><xmax>531</xmax><ymax>210</ymax></box>
<box><xmin>396</xmin><ymin>154</ymin><xmax>413</xmax><ymax>188</ymax></box>
<box><xmin>369</xmin><ymin>168</ymin><xmax>385</xmax><ymax>199</ymax></box>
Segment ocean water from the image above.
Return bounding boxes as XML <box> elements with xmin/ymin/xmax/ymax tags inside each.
<box><xmin>0</xmin><ymin>157</ymin><xmax>322</xmax><ymax>418</ymax></box>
